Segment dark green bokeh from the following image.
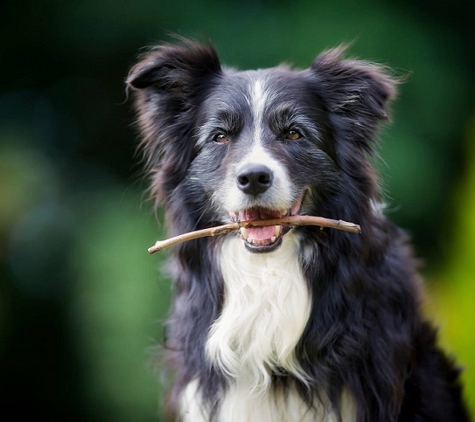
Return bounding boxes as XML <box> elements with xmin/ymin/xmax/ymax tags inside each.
<box><xmin>1</xmin><ymin>0</ymin><xmax>474</xmax><ymax>419</ymax></box>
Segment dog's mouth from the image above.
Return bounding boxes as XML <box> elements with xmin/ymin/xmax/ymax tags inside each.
<box><xmin>229</xmin><ymin>195</ymin><xmax>304</xmax><ymax>253</ymax></box>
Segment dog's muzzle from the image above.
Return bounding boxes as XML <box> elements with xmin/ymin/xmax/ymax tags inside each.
<box><xmin>229</xmin><ymin>163</ymin><xmax>304</xmax><ymax>253</ymax></box>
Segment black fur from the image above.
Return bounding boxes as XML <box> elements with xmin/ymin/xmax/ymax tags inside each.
<box><xmin>127</xmin><ymin>39</ymin><xmax>469</xmax><ymax>422</ymax></box>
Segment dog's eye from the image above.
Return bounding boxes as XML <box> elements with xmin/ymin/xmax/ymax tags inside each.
<box><xmin>213</xmin><ymin>133</ymin><xmax>229</xmax><ymax>143</ymax></box>
<box><xmin>285</xmin><ymin>129</ymin><xmax>302</xmax><ymax>141</ymax></box>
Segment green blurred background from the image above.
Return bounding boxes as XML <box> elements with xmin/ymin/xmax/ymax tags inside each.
<box><xmin>1</xmin><ymin>0</ymin><xmax>474</xmax><ymax>420</ymax></box>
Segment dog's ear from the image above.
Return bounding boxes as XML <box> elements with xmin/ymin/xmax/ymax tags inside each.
<box><xmin>311</xmin><ymin>47</ymin><xmax>397</xmax><ymax>149</ymax></box>
<box><xmin>127</xmin><ymin>40</ymin><xmax>223</xmax><ymax>205</ymax></box>
<box><xmin>127</xmin><ymin>39</ymin><xmax>222</xmax><ymax>105</ymax></box>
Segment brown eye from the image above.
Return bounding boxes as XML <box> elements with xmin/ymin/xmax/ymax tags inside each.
<box><xmin>213</xmin><ymin>133</ymin><xmax>229</xmax><ymax>143</ymax></box>
<box><xmin>286</xmin><ymin>129</ymin><xmax>301</xmax><ymax>141</ymax></box>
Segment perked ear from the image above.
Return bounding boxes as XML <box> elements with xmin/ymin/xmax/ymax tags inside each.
<box><xmin>127</xmin><ymin>38</ymin><xmax>222</xmax><ymax>94</ymax></box>
<box><xmin>311</xmin><ymin>47</ymin><xmax>397</xmax><ymax>148</ymax></box>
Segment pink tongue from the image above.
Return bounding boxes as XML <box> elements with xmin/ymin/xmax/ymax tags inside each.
<box><xmin>247</xmin><ymin>226</ymin><xmax>276</xmax><ymax>241</ymax></box>
<box><xmin>240</xmin><ymin>208</ymin><xmax>281</xmax><ymax>242</ymax></box>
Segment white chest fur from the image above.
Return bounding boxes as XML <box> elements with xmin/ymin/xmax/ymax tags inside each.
<box><xmin>207</xmin><ymin>233</ymin><xmax>312</xmax><ymax>390</ymax></box>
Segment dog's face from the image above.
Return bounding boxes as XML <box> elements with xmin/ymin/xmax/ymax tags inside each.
<box><xmin>128</xmin><ymin>41</ymin><xmax>395</xmax><ymax>253</ymax></box>
<box><xmin>189</xmin><ymin>70</ymin><xmax>340</xmax><ymax>252</ymax></box>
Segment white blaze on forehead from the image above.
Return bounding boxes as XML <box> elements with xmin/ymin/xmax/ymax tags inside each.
<box><xmin>246</xmin><ymin>77</ymin><xmax>274</xmax><ymax>164</ymax></box>
<box><xmin>250</xmin><ymin>78</ymin><xmax>269</xmax><ymax>146</ymax></box>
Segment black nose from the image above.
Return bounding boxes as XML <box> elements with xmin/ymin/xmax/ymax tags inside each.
<box><xmin>236</xmin><ymin>164</ymin><xmax>273</xmax><ymax>195</ymax></box>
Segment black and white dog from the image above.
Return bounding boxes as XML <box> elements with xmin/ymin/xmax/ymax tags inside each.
<box><xmin>127</xmin><ymin>39</ymin><xmax>469</xmax><ymax>422</ymax></box>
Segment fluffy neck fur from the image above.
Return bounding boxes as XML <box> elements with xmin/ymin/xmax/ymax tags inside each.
<box><xmin>207</xmin><ymin>233</ymin><xmax>311</xmax><ymax>391</ymax></box>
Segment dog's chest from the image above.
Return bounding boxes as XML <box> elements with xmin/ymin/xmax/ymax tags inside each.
<box><xmin>181</xmin><ymin>234</ymin><xmax>357</xmax><ymax>422</ymax></box>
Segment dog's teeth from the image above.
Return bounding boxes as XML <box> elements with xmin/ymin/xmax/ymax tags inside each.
<box><xmin>275</xmin><ymin>225</ymin><xmax>281</xmax><ymax>237</ymax></box>
<box><xmin>240</xmin><ymin>227</ymin><xmax>248</xmax><ymax>240</ymax></box>
<box><xmin>271</xmin><ymin>236</ymin><xmax>276</xmax><ymax>243</ymax></box>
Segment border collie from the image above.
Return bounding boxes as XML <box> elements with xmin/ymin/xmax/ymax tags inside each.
<box><xmin>127</xmin><ymin>39</ymin><xmax>469</xmax><ymax>422</ymax></box>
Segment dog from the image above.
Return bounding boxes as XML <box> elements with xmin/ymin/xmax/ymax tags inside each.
<box><xmin>127</xmin><ymin>39</ymin><xmax>469</xmax><ymax>422</ymax></box>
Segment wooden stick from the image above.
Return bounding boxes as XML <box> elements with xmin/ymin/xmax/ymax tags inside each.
<box><xmin>148</xmin><ymin>215</ymin><xmax>361</xmax><ymax>254</ymax></box>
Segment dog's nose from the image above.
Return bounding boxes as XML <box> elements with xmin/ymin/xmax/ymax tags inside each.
<box><xmin>236</xmin><ymin>164</ymin><xmax>273</xmax><ymax>195</ymax></box>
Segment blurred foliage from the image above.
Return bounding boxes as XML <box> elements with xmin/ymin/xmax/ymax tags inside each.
<box><xmin>69</xmin><ymin>190</ymin><xmax>170</xmax><ymax>421</ymax></box>
<box><xmin>426</xmin><ymin>114</ymin><xmax>475</xmax><ymax>415</ymax></box>
<box><xmin>0</xmin><ymin>0</ymin><xmax>474</xmax><ymax>419</ymax></box>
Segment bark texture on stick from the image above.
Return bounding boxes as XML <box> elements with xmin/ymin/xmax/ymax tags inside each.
<box><xmin>148</xmin><ymin>216</ymin><xmax>361</xmax><ymax>254</ymax></box>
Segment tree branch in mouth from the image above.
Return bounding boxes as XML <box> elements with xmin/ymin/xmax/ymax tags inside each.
<box><xmin>147</xmin><ymin>215</ymin><xmax>361</xmax><ymax>254</ymax></box>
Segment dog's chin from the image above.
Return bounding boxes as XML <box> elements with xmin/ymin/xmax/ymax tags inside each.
<box><xmin>243</xmin><ymin>235</ymin><xmax>284</xmax><ymax>253</ymax></box>
<box><xmin>229</xmin><ymin>195</ymin><xmax>304</xmax><ymax>254</ymax></box>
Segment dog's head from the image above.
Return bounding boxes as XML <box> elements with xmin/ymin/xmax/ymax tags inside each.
<box><xmin>128</xmin><ymin>39</ymin><xmax>396</xmax><ymax>253</ymax></box>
